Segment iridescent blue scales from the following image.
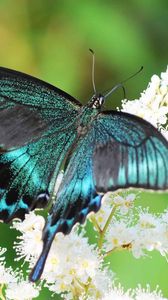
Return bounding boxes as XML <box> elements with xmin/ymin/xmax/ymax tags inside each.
<box><xmin>0</xmin><ymin>67</ymin><xmax>168</xmax><ymax>282</ymax></box>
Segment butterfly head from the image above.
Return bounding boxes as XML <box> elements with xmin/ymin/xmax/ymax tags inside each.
<box><xmin>89</xmin><ymin>93</ymin><xmax>105</xmax><ymax>109</ymax></box>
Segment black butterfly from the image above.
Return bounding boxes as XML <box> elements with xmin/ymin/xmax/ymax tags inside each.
<box><xmin>0</xmin><ymin>64</ymin><xmax>167</xmax><ymax>281</ymax></box>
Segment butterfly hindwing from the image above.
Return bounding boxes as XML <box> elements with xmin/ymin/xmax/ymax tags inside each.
<box><xmin>93</xmin><ymin>111</ymin><xmax>168</xmax><ymax>192</ymax></box>
<box><xmin>31</xmin><ymin>110</ymin><xmax>168</xmax><ymax>281</ymax></box>
<box><xmin>30</xmin><ymin>125</ymin><xmax>103</xmax><ymax>281</ymax></box>
<box><xmin>0</xmin><ymin>67</ymin><xmax>81</xmax><ymax>149</ymax></box>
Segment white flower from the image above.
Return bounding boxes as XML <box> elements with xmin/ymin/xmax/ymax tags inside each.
<box><xmin>131</xmin><ymin>210</ymin><xmax>168</xmax><ymax>258</ymax></box>
<box><xmin>112</xmin><ymin>193</ymin><xmax>136</xmax><ymax>214</ymax></box>
<box><xmin>0</xmin><ymin>247</ymin><xmax>40</xmax><ymax>300</ymax></box>
<box><xmin>91</xmin><ymin>192</ymin><xmax>136</xmax><ymax>231</ymax></box>
<box><xmin>100</xmin><ymin>285</ymin><xmax>168</xmax><ymax>300</ymax></box>
<box><xmin>0</xmin><ymin>248</ymin><xmax>17</xmax><ymax>285</ymax></box>
<box><xmin>138</xmin><ymin>212</ymin><xmax>159</xmax><ymax>228</ymax></box>
<box><xmin>0</xmin><ymin>247</ymin><xmax>6</xmax><ymax>261</ymax></box>
<box><xmin>103</xmin><ymin>205</ymin><xmax>168</xmax><ymax>260</ymax></box>
<box><xmin>105</xmin><ymin>220</ymin><xmax>135</xmax><ymax>251</ymax></box>
<box><xmin>14</xmin><ymin>212</ymin><xmax>112</xmax><ymax>298</ymax></box>
<box><xmin>161</xmin><ymin>67</ymin><xmax>168</xmax><ymax>85</ymax></box>
<box><xmin>0</xmin><ymin>264</ymin><xmax>17</xmax><ymax>285</ymax></box>
<box><xmin>134</xmin><ymin>285</ymin><xmax>167</xmax><ymax>300</ymax></box>
<box><xmin>102</xmin><ymin>285</ymin><xmax>133</xmax><ymax>300</ymax></box>
<box><xmin>121</xmin><ymin>67</ymin><xmax>168</xmax><ymax>129</ymax></box>
<box><xmin>5</xmin><ymin>281</ymin><xmax>39</xmax><ymax>300</ymax></box>
<box><xmin>13</xmin><ymin>212</ymin><xmax>44</xmax><ymax>262</ymax></box>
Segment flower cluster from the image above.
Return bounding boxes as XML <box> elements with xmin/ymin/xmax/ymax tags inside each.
<box><xmin>12</xmin><ymin>208</ymin><xmax>168</xmax><ymax>299</ymax></box>
<box><xmin>90</xmin><ymin>192</ymin><xmax>136</xmax><ymax>230</ymax></box>
<box><xmin>121</xmin><ymin>66</ymin><xmax>168</xmax><ymax>138</ymax></box>
<box><xmin>0</xmin><ymin>247</ymin><xmax>39</xmax><ymax>300</ymax></box>
<box><xmin>99</xmin><ymin>284</ymin><xmax>167</xmax><ymax>300</ymax></box>
<box><xmin>13</xmin><ymin>212</ymin><xmax>112</xmax><ymax>299</ymax></box>
<box><xmin>94</xmin><ymin>193</ymin><xmax>168</xmax><ymax>259</ymax></box>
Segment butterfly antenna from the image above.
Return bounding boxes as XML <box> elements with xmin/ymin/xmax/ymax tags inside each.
<box><xmin>89</xmin><ymin>49</ymin><xmax>96</xmax><ymax>94</ymax></box>
<box><xmin>104</xmin><ymin>66</ymin><xmax>143</xmax><ymax>99</ymax></box>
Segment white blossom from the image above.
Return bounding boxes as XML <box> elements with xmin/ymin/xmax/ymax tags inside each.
<box><xmin>90</xmin><ymin>192</ymin><xmax>136</xmax><ymax>231</ymax></box>
<box><xmin>134</xmin><ymin>285</ymin><xmax>167</xmax><ymax>300</ymax></box>
<box><xmin>0</xmin><ymin>247</ymin><xmax>40</xmax><ymax>299</ymax></box>
<box><xmin>104</xmin><ymin>220</ymin><xmax>135</xmax><ymax>251</ymax></box>
<box><xmin>97</xmin><ymin>285</ymin><xmax>167</xmax><ymax>300</ymax></box>
<box><xmin>121</xmin><ymin>66</ymin><xmax>168</xmax><ymax>129</ymax></box>
<box><xmin>101</xmin><ymin>285</ymin><xmax>133</xmax><ymax>300</ymax></box>
<box><xmin>103</xmin><ymin>207</ymin><xmax>168</xmax><ymax>260</ymax></box>
<box><xmin>13</xmin><ymin>212</ymin><xmax>113</xmax><ymax>298</ymax></box>
<box><xmin>13</xmin><ymin>212</ymin><xmax>44</xmax><ymax>262</ymax></box>
<box><xmin>0</xmin><ymin>264</ymin><xmax>17</xmax><ymax>285</ymax></box>
<box><xmin>0</xmin><ymin>248</ymin><xmax>17</xmax><ymax>285</ymax></box>
<box><xmin>5</xmin><ymin>281</ymin><xmax>39</xmax><ymax>300</ymax></box>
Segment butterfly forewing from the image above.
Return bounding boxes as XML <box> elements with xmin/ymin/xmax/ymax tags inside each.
<box><xmin>0</xmin><ymin>67</ymin><xmax>81</xmax><ymax>221</ymax></box>
<box><xmin>0</xmin><ymin>67</ymin><xmax>81</xmax><ymax>149</ymax></box>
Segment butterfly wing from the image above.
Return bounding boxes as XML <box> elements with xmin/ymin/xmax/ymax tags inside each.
<box><xmin>30</xmin><ymin>125</ymin><xmax>102</xmax><ymax>281</ymax></box>
<box><xmin>0</xmin><ymin>67</ymin><xmax>81</xmax><ymax>149</ymax></box>
<box><xmin>0</xmin><ymin>121</ymin><xmax>78</xmax><ymax>223</ymax></box>
<box><xmin>30</xmin><ymin>109</ymin><xmax>168</xmax><ymax>281</ymax></box>
<box><xmin>0</xmin><ymin>67</ymin><xmax>82</xmax><ymax>221</ymax></box>
<box><xmin>93</xmin><ymin>111</ymin><xmax>168</xmax><ymax>192</ymax></box>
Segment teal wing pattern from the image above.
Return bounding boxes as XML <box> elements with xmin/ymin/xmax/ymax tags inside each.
<box><xmin>0</xmin><ymin>67</ymin><xmax>81</xmax><ymax>221</ymax></box>
<box><xmin>0</xmin><ymin>67</ymin><xmax>81</xmax><ymax>149</ymax></box>
<box><xmin>30</xmin><ymin>111</ymin><xmax>168</xmax><ymax>281</ymax></box>
<box><xmin>30</xmin><ymin>125</ymin><xmax>102</xmax><ymax>281</ymax></box>
<box><xmin>0</xmin><ymin>125</ymin><xmax>77</xmax><ymax>222</ymax></box>
<box><xmin>30</xmin><ymin>109</ymin><xmax>168</xmax><ymax>281</ymax></box>
<box><xmin>93</xmin><ymin>111</ymin><xmax>168</xmax><ymax>192</ymax></box>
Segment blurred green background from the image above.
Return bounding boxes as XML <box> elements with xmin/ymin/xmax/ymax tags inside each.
<box><xmin>0</xmin><ymin>0</ymin><xmax>168</xmax><ymax>299</ymax></box>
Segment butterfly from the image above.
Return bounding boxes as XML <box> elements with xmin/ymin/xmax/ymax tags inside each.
<box><xmin>0</xmin><ymin>65</ymin><xmax>168</xmax><ymax>282</ymax></box>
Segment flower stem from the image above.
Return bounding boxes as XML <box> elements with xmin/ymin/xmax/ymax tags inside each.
<box><xmin>98</xmin><ymin>205</ymin><xmax>117</xmax><ymax>250</ymax></box>
<box><xmin>90</xmin><ymin>215</ymin><xmax>102</xmax><ymax>232</ymax></box>
<box><xmin>0</xmin><ymin>285</ymin><xmax>6</xmax><ymax>300</ymax></box>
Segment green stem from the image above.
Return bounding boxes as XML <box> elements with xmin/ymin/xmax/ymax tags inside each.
<box><xmin>98</xmin><ymin>205</ymin><xmax>117</xmax><ymax>249</ymax></box>
<box><xmin>90</xmin><ymin>215</ymin><xmax>102</xmax><ymax>233</ymax></box>
<box><xmin>103</xmin><ymin>247</ymin><xmax>117</xmax><ymax>258</ymax></box>
<box><xmin>104</xmin><ymin>242</ymin><xmax>132</xmax><ymax>258</ymax></box>
<box><xmin>0</xmin><ymin>285</ymin><xmax>6</xmax><ymax>300</ymax></box>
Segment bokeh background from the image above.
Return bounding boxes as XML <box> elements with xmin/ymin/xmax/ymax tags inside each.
<box><xmin>0</xmin><ymin>0</ymin><xmax>168</xmax><ymax>299</ymax></box>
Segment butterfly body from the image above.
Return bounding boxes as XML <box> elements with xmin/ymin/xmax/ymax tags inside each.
<box><xmin>0</xmin><ymin>67</ymin><xmax>168</xmax><ymax>281</ymax></box>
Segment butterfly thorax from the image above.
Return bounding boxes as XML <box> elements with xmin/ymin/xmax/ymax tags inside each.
<box><xmin>77</xmin><ymin>97</ymin><xmax>102</xmax><ymax>136</ymax></box>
